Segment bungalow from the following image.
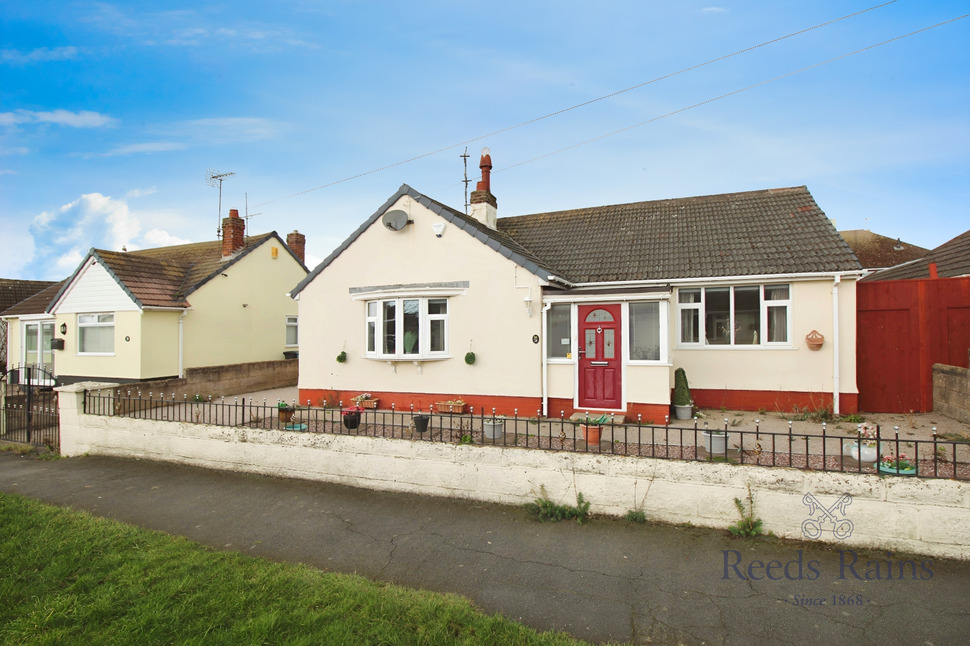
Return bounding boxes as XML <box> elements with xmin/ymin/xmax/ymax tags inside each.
<box><xmin>292</xmin><ymin>150</ymin><xmax>863</xmax><ymax>419</ymax></box>
<box><xmin>2</xmin><ymin>210</ymin><xmax>309</xmax><ymax>385</ymax></box>
<box><xmin>0</xmin><ymin>279</ymin><xmax>58</xmax><ymax>372</ymax></box>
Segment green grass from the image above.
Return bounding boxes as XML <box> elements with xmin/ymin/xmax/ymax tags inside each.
<box><xmin>0</xmin><ymin>493</ymin><xmax>585</xmax><ymax>645</ymax></box>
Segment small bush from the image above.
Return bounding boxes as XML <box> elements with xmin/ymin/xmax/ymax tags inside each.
<box><xmin>728</xmin><ymin>489</ymin><xmax>764</xmax><ymax>538</ymax></box>
<box><xmin>624</xmin><ymin>509</ymin><xmax>647</xmax><ymax>523</ymax></box>
<box><xmin>525</xmin><ymin>487</ymin><xmax>590</xmax><ymax>524</ymax></box>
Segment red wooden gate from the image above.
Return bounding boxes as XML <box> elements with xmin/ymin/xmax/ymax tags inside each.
<box><xmin>857</xmin><ymin>277</ymin><xmax>970</xmax><ymax>412</ymax></box>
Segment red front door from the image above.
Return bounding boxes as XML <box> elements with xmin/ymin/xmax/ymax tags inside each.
<box><xmin>578</xmin><ymin>304</ymin><xmax>622</xmax><ymax>410</ymax></box>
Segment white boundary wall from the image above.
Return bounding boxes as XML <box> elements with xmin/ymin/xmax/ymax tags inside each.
<box><xmin>59</xmin><ymin>383</ymin><xmax>970</xmax><ymax>560</ymax></box>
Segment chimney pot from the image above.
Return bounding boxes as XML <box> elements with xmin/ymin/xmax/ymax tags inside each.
<box><xmin>469</xmin><ymin>147</ymin><xmax>497</xmax><ymax>229</ymax></box>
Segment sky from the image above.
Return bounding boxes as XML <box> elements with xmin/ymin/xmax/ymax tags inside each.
<box><xmin>1</xmin><ymin>1</ymin><xmax>968</xmax><ymax>280</ymax></box>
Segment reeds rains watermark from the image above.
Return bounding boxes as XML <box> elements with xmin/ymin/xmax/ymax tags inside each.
<box><xmin>721</xmin><ymin>492</ymin><xmax>934</xmax><ymax>583</ymax></box>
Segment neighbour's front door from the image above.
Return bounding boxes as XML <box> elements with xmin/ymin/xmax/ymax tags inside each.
<box><xmin>577</xmin><ymin>304</ymin><xmax>622</xmax><ymax>410</ymax></box>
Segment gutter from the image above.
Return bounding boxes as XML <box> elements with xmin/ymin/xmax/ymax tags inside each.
<box><xmin>574</xmin><ymin>270</ymin><xmax>864</xmax><ymax>289</ymax></box>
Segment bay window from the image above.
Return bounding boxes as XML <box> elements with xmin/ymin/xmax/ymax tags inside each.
<box><xmin>366</xmin><ymin>297</ymin><xmax>448</xmax><ymax>359</ymax></box>
<box><xmin>677</xmin><ymin>285</ymin><xmax>790</xmax><ymax>346</ymax></box>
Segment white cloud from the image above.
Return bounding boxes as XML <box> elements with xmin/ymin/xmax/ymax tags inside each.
<box><xmin>23</xmin><ymin>192</ymin><xmax>199</xmax><ymax>279</ymax></box>
<box><xmin>95</xmin><ymin>142</ymin><xmax>185</xmax><ymax>157</ymax></box>
<box><xmin>125</xmin><ymin>187</ymin><xmax>158</xmax><ymax>199</ymax></box>
<box><xmin>0</xmin><ymin>109</ymin><xmax>117</xmax><ymax>128</ymax></box>
<box><xmin>0</xmin><ymin>146</ymin><xmax>29</xmax><ymax>155</ymax></box>
<box><xmin>142</xmin><ymin>228</ymin><xmax>192</xmax><ymax>247</ymax></box>
<box><xmin>0</xmin><ymin>46</ymin><xmax>79</xmax><ymax>64</ymax></box>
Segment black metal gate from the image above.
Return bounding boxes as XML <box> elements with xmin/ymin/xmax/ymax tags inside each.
<box><xmin>1</xmin><ymin>364</ymin><xmax>59</xmax><ymax>451</ymax></box>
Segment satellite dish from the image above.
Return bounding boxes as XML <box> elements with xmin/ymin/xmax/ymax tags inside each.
<box><xmin>382</xmin><ymin>210</ymin><xmax>410</xmax><ymax>231</ymax></box>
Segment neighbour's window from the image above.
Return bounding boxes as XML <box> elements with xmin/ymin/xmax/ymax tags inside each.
<box><xmin>285</xmin><ymin>316</ymin><xmax>299</xmax><ymax>346</ymax></box>
<box><xmin>546</xmin><ymin>304</ymin><xmax>571</xmax><ymax>359</ymax></box>
<box><xmin>78</xmin><ymin>313</ymin><xmax>115</xmax><ymax>354</ymax></box>
<box><xmin>629</xmin><ymin>302</ymin><xmax>661</xmax><ymax>361</ymax></box>
<box><xmin>366</xmin><ymin>298</ymin><xmax>448</xmax><ymax>359</ymax></box>
<box><xmin>677</xmin><ymin>285</ymin><xmax>790</xmax><ymax>346</ymax></box>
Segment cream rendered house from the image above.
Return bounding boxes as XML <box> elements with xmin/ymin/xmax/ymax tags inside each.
<box><xmin>3</xmin><ymin>210</ymin><xmax>308</xmax><ymax>385</ymax></box>
<box><xmin>293</xmin><ymin>151</ymin><xmax>863</xmax><ymax>419</ymax></box>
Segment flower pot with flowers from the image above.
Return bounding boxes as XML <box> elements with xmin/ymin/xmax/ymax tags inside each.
<box><xmin>846</xmin><ymin>422</ymin><xmax>880</xmax><ymax>463</ymax></box>
<box><xmin>352</xmin><ymin>393</ymin><xmax>379</xmax><ymax>409</ymax></box>
<box><xmin>342</xmin><ymin>406</ymin><xmax>363</xmax><ymax>430</ymax></box>
<box><xmin>878</xmin><ymin>453</ymin><xmax>916</xmax><ymax>476</ymax></box>
<box><xmin>277</xmin><ymin>401</ymin><xmax>299</xmax><ymax>424</ymax></box>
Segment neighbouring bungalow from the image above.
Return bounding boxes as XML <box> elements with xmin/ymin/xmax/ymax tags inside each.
<box><xmin>0</xmin><ymin>278</ymin><xmax>58</xmax><ymax>372</ymax></box>
<box><xmin>292</xmin><ymin>150</ymin><xmax>863</xmax><ymax>420</ymax></box>
<box><xmin>1</xmin><ymin>210</ymin><xmax>309</xmax><ymax>385</ymax></box>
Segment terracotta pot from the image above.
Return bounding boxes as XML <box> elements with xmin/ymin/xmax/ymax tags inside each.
<box><xmin>582</xmin><ymin>424</ymin><xmax>602</xmax><ymax>444</ymax></box>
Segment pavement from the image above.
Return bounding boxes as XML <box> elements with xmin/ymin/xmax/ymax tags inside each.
<box><xmin>2</xmin><ymin>452</ymin><xmax>970</xmax><ymax>645</ymax></box>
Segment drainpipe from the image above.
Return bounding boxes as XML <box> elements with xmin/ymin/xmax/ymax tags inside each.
<box><xmin>831</xmin><ymin>276</ymin><xmax>841</xmax><ymax>416</ymax></box>
<box><xmin>178</xmin><ymin>310</ymin><xmax>187</xmax><ymax>378</ymax></box>
<box><xmin>541</xmin><ymin>301</ymin><xmax>551</xmax><ymax>417</ymax></box>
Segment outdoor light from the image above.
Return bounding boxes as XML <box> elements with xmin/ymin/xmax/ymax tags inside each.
<box><xmin>59</xmin><ymin>323</ymin><xmax>67</xmax><ymax>335</ymax></box>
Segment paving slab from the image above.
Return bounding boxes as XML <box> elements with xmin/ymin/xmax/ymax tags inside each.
<box><xmin>1</xmin><ymin>452</ymin><xmax>969</xmax><ymax>645</ymax></box>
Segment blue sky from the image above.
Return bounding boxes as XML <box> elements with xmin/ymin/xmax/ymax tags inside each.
<box><xmin>1</xmin><ymin>1</ymin><xmax>968</xmax><ymax>279</ymax></box>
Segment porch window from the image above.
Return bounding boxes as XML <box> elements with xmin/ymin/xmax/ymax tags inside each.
<box><xmin>24</xmin><ymin>321</ymin><xmax>54</xmax><ymax>369</ymax></box>
<box><xmin>285</xmin><ymin>316</ymin><xmax>299</xmax><ymax>346</ymax></box>
<box><xmin>677</xmin><ymin>285</ymin><xmax>790</xmax><ymax>346</ymax></box>
<box><xmin>78</xmin><ymin>313</ymin><xmax>114</xmax><ymax>354</ymax></box>
<box><xmin>629</xmin><ymin>302</ymin><xmax>661</xmax><ymax>361</ymax></box>
<box><xmin>365</xmin><ymin>297</ymin><xmax>448</xmax><ymax>359</ymax></box>
<box><xmin>546</xmin><ymin>304</ymin><xmax>571</xmax><ymax>359</ymax></box>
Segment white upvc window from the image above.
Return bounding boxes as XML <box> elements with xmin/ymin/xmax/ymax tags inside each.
<box><xmin>628</xmin><ymin>301</ymin><xmax>665</xmax><ymax>361</ymax></box>
<box><xmin>78</xmin><ymin>313</ymin><xmax>115</xmax><ymax>354</ymax></box>
<box><xmin>285</xmin><ymin>316</ymin><xmax>299</xmax><ymax>346</ymax></box>
<box><xmin>365</xmin><ymin>297</ymin><xmax>448</xmax><ymax>359</ymax></box>
<box><xmin>677</xmin><ymin>285</ymin><xmax>791</xmax><ymax>347</ymax></box>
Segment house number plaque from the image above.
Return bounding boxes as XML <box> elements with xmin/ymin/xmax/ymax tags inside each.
<box><xmin>532</xmin><ymin>335</ymin><xmax>539</xmax><ymax>344</ymax></box>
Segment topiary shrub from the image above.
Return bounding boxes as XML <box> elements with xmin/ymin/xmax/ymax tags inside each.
<box><xmin>673</xmin><ymin>367</ymin><xmax>692</xmax><ymax>406</ymax></box>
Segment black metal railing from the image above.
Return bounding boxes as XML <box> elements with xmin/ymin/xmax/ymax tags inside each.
<box><xmin>81</xmin><ymin>390</ymin><xmax>969</xmax><ymax>481</ymax></box>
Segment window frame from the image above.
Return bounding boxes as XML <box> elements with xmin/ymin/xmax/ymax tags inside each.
<box><xmin>627</xmin><ymin>301</ymin><xmax>666</xmax><ymax>363</ymax></box>
<box><xmin>364</xmin><ymin>297</ymin><xmax>449</xmax><ymax>360</ymax></box>
<box><xmin>676</xmin><ymin>284</ymin><xmax>792</xmax><ymax>348</ymax></box>
<box><xmin>77</xmin><ymin>312</ymin><xmax>116</xmax><ymax>355</ymax></box>
<box><xmin>546</xmin><ymin>303</ymin><xmax>572</xmax><ymax>360</ymax></box>
<box><xmin>285</xmin><ymin>315</ymin><xmax>299</xmax><ymax>347</ymax></box>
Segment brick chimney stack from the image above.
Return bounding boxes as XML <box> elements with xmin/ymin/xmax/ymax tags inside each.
<box><xmin>286</xmin><ymin>230</ymin><xmax>306</xmax><ymax>265</ymax></box>
<box><xmin>469</xmin><ymin>147</ymin><xmax>497</xmax><ymax>229</ymax></box>
<box><xmin>222</xmin><ymin>208</ymin><xmax>245</xmax><ymax>258</ymax></box>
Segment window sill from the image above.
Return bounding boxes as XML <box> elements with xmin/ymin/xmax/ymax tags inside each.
<box><xmin>77</xmin><ymin>353</ymin><xmax>116</xmax><ymax>357</ymax></box>
<box><xmin>674</xmin><ymin>344</ymin><xmax>795</xmax><ymax>350</ymax></box>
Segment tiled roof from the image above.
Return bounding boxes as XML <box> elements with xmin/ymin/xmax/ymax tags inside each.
<box><xmin>498</xmin><ymin>186</ymin><xmax>861</xmax><ymax>283</ymax></box>
<box><xmin>862</xmin><ymin>230</ymin><xmax>970</xmax><ymax>281</ymax></box>
<box><xmin>0</xmin><ymin>279</ymin><xmax>58</xmax><ymax>315</ymax></box>
<box><xmin>89</xmin><ymin>234</ymin><xmax>278</xmax><ymax>308</ymax></box>
<box><xmin>839</xmin><ymin>230</ymin><xmax>928</xmax><ymax>269</ymax></box>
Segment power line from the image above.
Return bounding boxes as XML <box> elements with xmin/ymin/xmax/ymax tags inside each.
<box><xmin>497</xmin><ymin>14</ymin><xmax>969</xmax><ymax>175</ymax></box>
<box><xmin>253</xmin><ymin>1</ymin><xmax>941</xmax><ymax>207</ymax></box>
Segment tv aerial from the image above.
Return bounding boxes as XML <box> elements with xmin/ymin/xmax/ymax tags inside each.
<box><xmin>205</xmin><ymin>169</ymin><xmax>235</xmax><ymax>237</ymax></box>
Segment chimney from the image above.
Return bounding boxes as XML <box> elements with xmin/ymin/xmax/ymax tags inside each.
<box><xmin>222</xmin><ymin>208</ymin><xmax>245</xmax><ymax>258</ymax></box>
<box><xmin>469</xmin><ymin>147</ymin><xmax>497</xmax><ymax>229</ymax></box>
<box><xmin>286</xmin><ymin>230</ymin><xmax>306</xmax><ymax>265</ymax></box>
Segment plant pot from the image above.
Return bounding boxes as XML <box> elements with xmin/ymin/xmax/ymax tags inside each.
<box><xmin>342</xmin><ymin>412</ymin><xmax>360</xmax><ymax>430</ymax></box>
<box><xmin>356</xmin><ymin>399</ymin><xmax>379</xmax><ymax>409</ymax></box>
<box><xmin>582</xmin><ymin>424</ymin><xmax>602</xmax><ymax>444</ymax></box>
<box><xmin>849</xmin><ymin>442</ymin><xmax>878</xmax><ymax>463</ymax></box>
<box><xmin>413</xmin><ymin>414</ymin><xmax>430</xmax><ymax>434</ymax></box>
<box><xmin>673</xmin><ymin>404</ymin><xmax>692</xmax><ymax>421</ymax></box>
<box><xmin>702</xmin><ymin>431</ymin><xmax>727</xmax><ymax>454</ymax></box>
<box><xmin>435</xmin><ymin>402</ymin><xmax>467</xmax><ymax>414</ymax></box>
<box><xmin>278</xmin><ymin>408</ymin><xmax>295</xmax><ymax>424</ymax></box>
<box><xmin>878</xmin><ymin>463</ymin><xmax>916</xmax><ymax>476</ymax></box>
<box><xmin>483</xmin><ymin>419</ymin><xmax>504</xmax><ymax>439</ymax></box>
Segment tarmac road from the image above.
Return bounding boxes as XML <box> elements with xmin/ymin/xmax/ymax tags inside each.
<box><xmin>2</xmin><ymin>452</ymin><xmax>969</xmax><ymax>645</ymax></box>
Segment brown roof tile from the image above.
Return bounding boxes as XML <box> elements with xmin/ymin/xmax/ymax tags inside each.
<box><xmin>0</xmin><ymin>279</ymin><xmax>58</xmax><ymax>314</ymax></box>
<box><xmin>0</xmin><ymin>281</ymin><xmax>66</xmax><ymax>316</ymax></box>
<box><xmin>862</xmin><ymin>230</ymin><xmax>970</xmax><ymax>281</ymax></box>
<box><xmin>839</xmin><ymin>230</ymin><xmax>928</xmax><ymax>269</ymax></box>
